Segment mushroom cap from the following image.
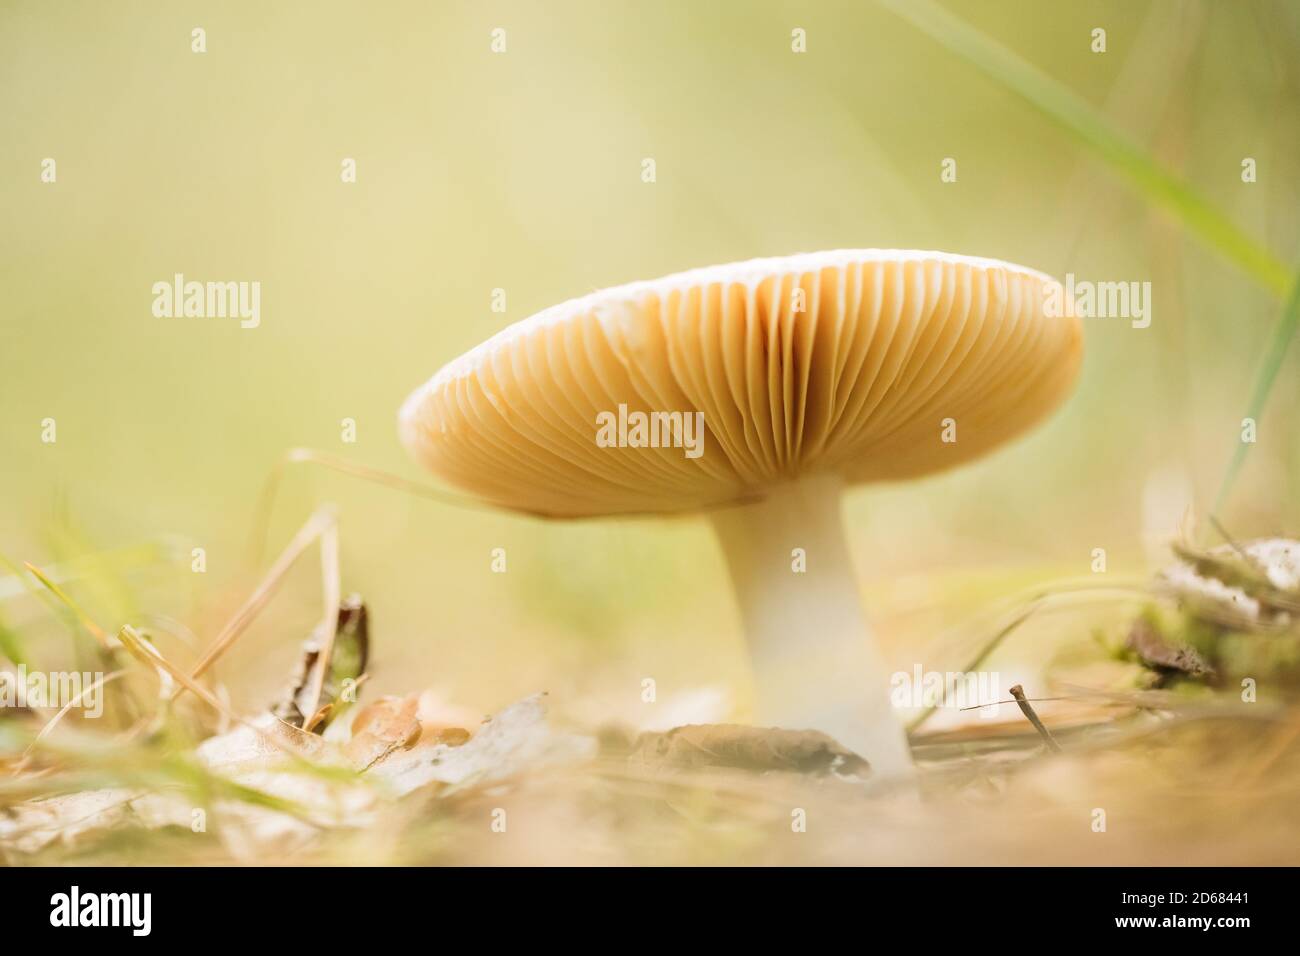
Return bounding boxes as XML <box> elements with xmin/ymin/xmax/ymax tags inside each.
<box><xmin>400</xmin><ymin>249</ymin><xmax>1082</xmax><ymax>517</ymax></box>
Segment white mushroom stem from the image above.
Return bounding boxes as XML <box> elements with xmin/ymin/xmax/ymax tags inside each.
<box><xmin>710</xmin><ymin>474</ymin><xmax>913</xmax><ymax>777</ymax></box>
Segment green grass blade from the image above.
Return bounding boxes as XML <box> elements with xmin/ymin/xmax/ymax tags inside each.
<box><xmin>878</xmin><ymin>0</ymin><xmax>1290</xmax><ymax>296</ymax></box>
<box><xmin>0</xmin><ymin>612</ymin><xmax>27</xmax><ymax>666</ymax></box>
<box><xmin>24</xmin><ymin>560</ymin><xmax>111</xmax><ymax>648</ymax></box>
<box><xmin>0</xmin><ymin>552</ymin><xmax>86</xmax><ymax>645</ymax></box>
<box><xmin>1211</xmin><ymin>267</ymin><xmax>1300</xmax><ymax>518</ymax></box>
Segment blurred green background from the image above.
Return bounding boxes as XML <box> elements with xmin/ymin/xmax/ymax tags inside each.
<box><xmin>2</xmin><ymin>1</ymin><xmax>1298</xmax><ymax>720</ymax></box>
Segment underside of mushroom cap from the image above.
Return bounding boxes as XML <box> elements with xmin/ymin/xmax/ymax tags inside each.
<box><xmin>399</xmin><ymin>249</ymin><xmax>1083</xmax><ymax>517</ymax></box>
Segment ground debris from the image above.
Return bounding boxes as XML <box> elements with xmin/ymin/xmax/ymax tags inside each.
<box><xmin>1126</xmin><ymin>617</ymin><xmax>1215</xmax><ymax>680</ymax></box>
<box><xmin>365</xmin><ymin>693</ymin><xmax>596</xmax><ymax>796</ymax></box>
<box><xmin>0</xmin><ymin>788</ymin><xmax>191</xmax><ymax>855</ymax></box>
<box><xmin>0</xmin><ymin>713</ymin><xmax>371</xmax><ymax>859</ymax></box>
<box><xmin>626</xmin><ymin>724</ymin><xmax>870</xmax><ymax>777</ymax></box>
<box><xmin>0</xmin><ymin>689</ymin><xmax>586</xmax><ymax>860</ymax></box>
<box><xmin>344</xmin><ymin>694</ymin><xmax>422</xmax><ymax>770</ymax></box>
<box><xmin>1164</xmin><ymin>538</ymin><xmax>1300</xmax><ymax>629</ymax></box>
<box><xmin>194</xmin><ymin>711</ymin><xmax>378</xmax><ymax>858</ymax></box>
<box><xmin>271</xmin><ymin>595</ymin><xmax>369</xmax><ymax>730</ymax></box>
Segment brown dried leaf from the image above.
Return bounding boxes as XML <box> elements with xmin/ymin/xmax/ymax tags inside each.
<box><xmin>196</xmin><ymin>713</ymin><xmax>377</xmax><ymax>859</ymax></box>
<box><xmin>0</xmin><ymin>789</ymin><xmax>193</xmax><ymax>855</ymax></box>
<box><xmin>423</xmin><ymin>726</ymin><xmax>471</xmax><ymax>747</ymax></box>
<box><xmin>272</xmin><ymin>595</ymin><xmax>369</xmax><ymax>731</ymax></box>
<box><xmin>1126</xmin><ymin>618</ymin><xmax>1215</xmax><ymax>679</ymax></box>
<box><xmin>345</xmin><ymin>694</ymin><xmax>421</xmax><ymax>770</ymax></box>
<box><xmin>629</xmin><ymin>724</ymin><xmax>870</xmax><ymax>777</ymax></box>
<box><xmin>366</xmin><ymin>693</ymin><xmax>595</xmax><ymax>796</ymax></box>
<box><xmin>413</xmin><ymin>690</ymin><xmax>478</xmax><ymax>745</ymax></box>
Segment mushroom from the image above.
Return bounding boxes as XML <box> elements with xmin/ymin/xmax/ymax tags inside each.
<box><xmin>399</xmin><ymin>250</ymin><xmax>1082</xmax><ymax>776</ymax></box>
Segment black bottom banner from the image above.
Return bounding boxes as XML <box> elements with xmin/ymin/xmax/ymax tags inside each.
<box><xmin>0</xmin><ymin>866</ymin><xmax>1277</xmax><ymax>941</ymax></box>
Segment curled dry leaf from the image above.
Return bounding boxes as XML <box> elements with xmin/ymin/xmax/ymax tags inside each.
<box><xmin>197</xmin><ymin>710</ymin><xmax>339</xmax><ymax>767</ymax></box>
<box><xmin>272</xmin><ymin>595</ymin><xmax>369</xmax><ymax>731</ymax></box>
<box><xmin>1</xmin><ymin>713</ymin><xmax>373</xmax><ymax>860</ymax></box>
<box><xmin>1126</xmin><ymin>617</ymin><xmax>1215</xmax><ymax>681</ymax></box>
<box><xmin>345</xmin><ymin>694</ymin><xmax>422</xmax><ymax>770</ymax></box>
<box><xmin>0</xmin><ymin>693</ymin><xmax>587</xmax><ymax>859</ymax></box>
<box><xmin>194</xmin><ymin>712</ymin><xmax>377</xmax><ymax>859</ymax></box>
<box><xmin>414</xmin><ymin>689</ymin><xmax>479</xmax><ymax>744</ymax></box>
<box><xmin>0</xmin><ymin>788</ymin><xmax>191</xmax><ymax>855</ymax></box>
<box><xmin>366</xmin><ymin>693</ymin><xmax>596</xmax><ymax>796</ymax></box>
<box><xmin>628</xmin><ymin>724</ymin><xmax>871</xmax><ymax>778</ymax></box>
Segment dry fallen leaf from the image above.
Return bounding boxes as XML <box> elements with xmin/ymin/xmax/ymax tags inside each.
<box><xmin>628</xmin><ymin>724</ymin><xmax>870</xmax><ymax>777</ymax></box>
<box><xmin>272</xmin><ymin>595</ymin><xmax>370</xmax><ymax>731</ymax></box>
<box><xmin>1</xmin><ymin>692</ymin><xmax>591</xmax><ymax>859</ymax></box>
<box><xmin>2</xmin><ymin>713</ymin><xmax>373</xmax><ymax>860</ymax></box>
<box><xmin>194</xmin><ymin>713</ymin><xmax>377</xmax><ymax>859</ymax></box>
<box><xmin>366</xmin><ymin>693</ymin><xmax>596</xmax><ymax>796</ymax></box>
<box><xmin>345</xmin><ymin>694</ymin><xmax>422</xmax><ymax>770</ymax></box>
<box><xmin>0</xmin><ymin>788</ymin><xmax>190</xmax><ymax>855</ymax></box>
<box><xmin>414</xmin><ymin>689</ymin><xmax>478</xmax><ymax>744</ymax></box>
<box><xmin>1126</xmin><ymin>617</ymin><xmax>1215</xmax><ymax>679</ymax></box>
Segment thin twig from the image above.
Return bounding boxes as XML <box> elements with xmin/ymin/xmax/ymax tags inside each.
<box><xmin>117</xmin><ymin>626</ymin><xmax>325</xmax><ymax>769</ymax></box>
<box><xmin>251</xmin><ymin>449</ymin><xmax>502</xmax><ymax>564</ymax></box>
<box><xmin>299</xmin><ymin>521</ymin><xmax>341</xmax><ymax>726</ymax></box>
<box><xmin>906</xmin><ymin>600</ymin><xmax>1043</xmax><ymax>733</ymax></box>
<box><xmin>120</xmin><ymin>626</ymin><xmax>239</xmax><ymax>725</ymax></box>
<box><xmin>249</xmin><ymin>448</ymin><xmax>768</xmax><ymax>564</ymax></box>
<box><xmin>178</xmin><ymin>506</ymin><xmax>336</xmax><ymax>700</ymax></box>
<box><xmin>19</xmin><ymin>670</ymin><xmax>128</xmax><ymax>764</ymax></box>
<box><xmin>1008</xmin><ymin>684</ymin><xmax>1062</xmax><ymax>753</ymax></box>
<box><xmin>959</xmin><ymin>696</ymin><xmax>1070</xmax><ymax>711</ymax></box>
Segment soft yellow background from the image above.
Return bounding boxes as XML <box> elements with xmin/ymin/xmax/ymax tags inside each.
<box><xmin>2</xmin><ymin>1</ymin><xmax>1297</xmax><ymax>717</ymax></box>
